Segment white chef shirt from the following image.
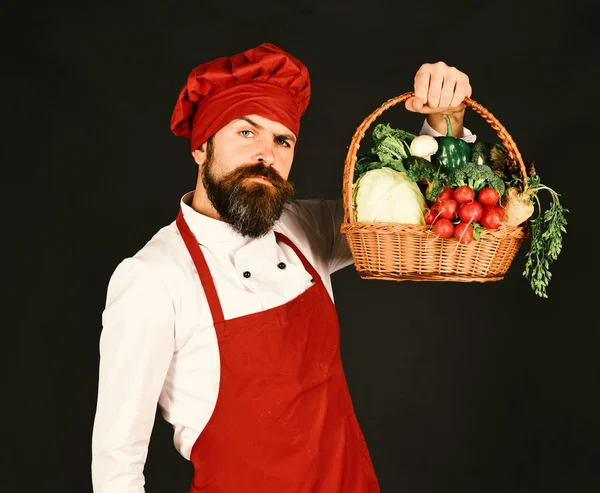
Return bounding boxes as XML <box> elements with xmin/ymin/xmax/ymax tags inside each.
<box><xmin>91</xmin><ymin>119</ymin><xmax>476</xmax><ymax>493</ymax></box>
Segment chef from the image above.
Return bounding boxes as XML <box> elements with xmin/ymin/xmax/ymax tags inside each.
<box><xmin>91</xmin><ymin>42</ymin><xmax>475</xmax><ymax>493</ymax></box>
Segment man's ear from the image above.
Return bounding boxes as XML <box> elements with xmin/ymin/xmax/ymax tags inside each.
<box><xmin>192</xmin><ymin>146</ymin><xmax>206</xmax><ymax>166</ymax></box>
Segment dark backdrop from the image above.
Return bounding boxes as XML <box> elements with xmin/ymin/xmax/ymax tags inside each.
<box><xmin>5</xmin><ymin>1</ymin><xmax>599</xmax><ymax>492</ymax></box>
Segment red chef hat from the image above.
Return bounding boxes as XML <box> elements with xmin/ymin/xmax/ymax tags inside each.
<box><xmin>170</xmin><ymin>42</ymin><xmax>311</xmax><ymax>151</ymax></box>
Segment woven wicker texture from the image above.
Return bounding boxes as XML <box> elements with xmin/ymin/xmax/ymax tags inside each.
<box><xmin>341</xmin><ymin>93</ymin><xmax>529</xmax><ymax>282</ymax></box>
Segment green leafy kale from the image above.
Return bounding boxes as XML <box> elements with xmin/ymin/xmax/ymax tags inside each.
<box><xmin>353</xmin><ymin>151</ymin><xmax>406</xmax><ymax>182</ymax></box>
<box><xmin>352</xmin><ymin>123</ymin><xmax>415</xmax><ymax>182</ymax></box>
<box><xmin>372</xmin><ymin>124</ymin><xmax>417</xmax><ymax>146</ymax></box>
<box><xmin>489</xmin><ymin>143</ymin><xmax>522</xmax><ymax>182</ymax></box>
<box><xmin>370</xmin><ymin>123</ymin><xmax>413</xmax><ymax>164</ymax></box>
<box><xmin>373</xmin><ymin>135</ymin><xmax>410</xmax><ymax>163</ymax></box>
<box><xmin>445</xmin><ymin>162</ymin><xmax>506</xmax><ymax>195</ymax></box>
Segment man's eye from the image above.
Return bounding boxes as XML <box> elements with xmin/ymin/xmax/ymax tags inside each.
<box><xmin>240</xmin><ymin>130</ymin><xmax>254</xmax><ymax>137</ymax></box>
<box><xmin>277</xmin><ymin>137</ymin><xmax>290</xmax><ymax>147</ymax></box>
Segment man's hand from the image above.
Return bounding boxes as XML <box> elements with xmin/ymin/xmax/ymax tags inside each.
<box><xmin>405</xmin><ymin>61</ymin><xmax>471</xmax><ymax>114</ymax></box>
<box><xmin>405</xmin><ymin>61</ymin><xmax>472</xmax><ymax>137</ymax></box>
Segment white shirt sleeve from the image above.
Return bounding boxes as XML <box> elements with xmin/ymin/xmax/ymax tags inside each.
<box><xmin>285</xmin><ymin>199</ymin><xmax>354</xmax><ymax>275</ymax></box>
<box><xmin>322</xmin><ymin>199</ymin><xmax>354</xmax><ymax>274</ymax></box>
<box><xmin>419</xmin><ymin>117</ymin><xmax>477</xmax><ymax>143</ymax></box>
<box><xmin>92</xmin><ymin>258</ymin><xmax>175</xmax><ymax>493</ymax></box>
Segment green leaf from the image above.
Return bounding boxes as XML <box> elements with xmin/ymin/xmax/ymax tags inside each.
<box><xmin>522</xmin><ymin>199</ymin><xmax>568</xmax><ymax>298</ymax></box>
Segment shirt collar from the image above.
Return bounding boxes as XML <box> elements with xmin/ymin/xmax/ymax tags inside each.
<box><xmin>179</xmin><ymin>191</ymin><xmax>276</xmax><ymax>249</ymax></box>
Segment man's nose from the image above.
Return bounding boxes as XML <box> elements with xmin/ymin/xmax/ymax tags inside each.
<box><xmin>253</xmin><ymin>139</ymin><xmax>276</xmax><ymax>166</ymax></box>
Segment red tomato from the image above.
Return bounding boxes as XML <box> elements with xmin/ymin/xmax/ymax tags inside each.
<box><xmin>437</xmin><ymin>187</ymin><xmax>454</xmax><ymax>202</ymax></box>
<box><xmin>433</xmin><ymin>218</ymin><xmax>454</xmax><ymax>238</ymax></box>
<box><xmin>437</xmin><ymin>198</ymin><xmax>458</xmax><ymax>220</ymax></box>
<box><xmin>458</xmin><ymin>200</ymin><xmax>483</xmax><ymax>223</ymax></box>
<box><xmin>453</xmin><ymin>185</ymin><xmax>475</xmax><ymax>204</ymax></box>
<box><xmin>454</xmin><ymin>222</ymin><xmax>474</xmax><ymax>244</ymax></box>
<box><xmin>480</xmin><ymin>204</ymin><xmax>505</xmax><ymax>229</ymax></box>
<box><xmin>477</xmin><ymin>187</ymin><xmax>500</xmax><ymax>206</ymax></box>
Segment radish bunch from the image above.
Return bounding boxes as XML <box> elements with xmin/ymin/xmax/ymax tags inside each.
<box><xmin>424</xmin><ymin>185</ymin><xmax>505</xmax><ymax>245</ymax></box>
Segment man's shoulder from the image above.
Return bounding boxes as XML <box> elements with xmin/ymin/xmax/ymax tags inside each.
<box><xmin>281</xmin><ymin>198</ymin><xmax>341</xmax><ymax>224</ymax></box>
<box><xmin>132</xmin><ymin>221</ymin><xmax>188</xmax><ymax>269</ymax></box>
<box><xmin>104</xmin><ymin>220</ymin><xmax>195</xmax><ymax>304</ymax></box>
<box><xmin>279</xmin><ymin>199</ymin><xmax>325</xmax><ymax>235</ymax></box>
<box><xmin>277</xmin><ymin>199</ymin><xmax>343</xmax><ymax>250</ymax></box>
<box><xmin>109</xmin><ymin>221</ymin><xmax>188</xmax><ymax>282</ymax></box>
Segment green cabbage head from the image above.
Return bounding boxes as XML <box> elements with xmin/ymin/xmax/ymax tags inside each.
<box><xmin>354</xmin><ymin>167</ymin><xmax>427</xmax><ymax>224</ymax></box>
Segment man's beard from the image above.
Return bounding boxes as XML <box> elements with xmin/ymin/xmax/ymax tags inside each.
<box><xmin>202</xmin><ymin>151</ymin><xmax>295</xmax><ymax>238</ymax></box>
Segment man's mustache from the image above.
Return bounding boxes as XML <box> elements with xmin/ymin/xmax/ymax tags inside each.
<box><xmin>233</xmin><ymin>163</ymin><xmax>287</xmax><ymax>186</ymax></box>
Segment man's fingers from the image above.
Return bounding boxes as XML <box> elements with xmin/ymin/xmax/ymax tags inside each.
<box><xmin>427</xmin><ymin>69</ymin><xmax>444</xmax><ymax>109</ymax></box>
<box><xmin>406</xmin><ymin>96</ymin><xmax>435</xmax><ymax>113</ymax></box>
<box><xmin>413</xmin><ymin>66</ymin><xmax>431</xmax><ymax>107</ymax></box>
<box><xmin>409</xmin><ymin>62</ymin><xmax>472</xmax><ymax>114</ymax></box>
<box><xmin>450</xmin><ymin>76</ymin><xmax>472</xmax><ymax>108</ymax></box>
<box><xmin>438</xmin><ymin>74</ymin><xmax>459</xmax><ymax>108</ymax></box>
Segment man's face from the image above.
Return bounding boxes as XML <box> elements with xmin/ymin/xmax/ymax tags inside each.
<box><xmin>195</xmin><ymin>115</ymin><xmax>297</xmax><ymax>238</ymax></box>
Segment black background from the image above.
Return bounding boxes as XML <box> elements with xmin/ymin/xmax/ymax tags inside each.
<box><xmin>5</xmin><ymin>0</ymin><xmax>599</xmax><ymax>492</ymax></box>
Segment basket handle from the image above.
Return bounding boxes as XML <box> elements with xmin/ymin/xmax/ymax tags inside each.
<box><xmin>341</xmin><ymin>92</ymin><xmax>527</xmax><ymax>225</ymax></box>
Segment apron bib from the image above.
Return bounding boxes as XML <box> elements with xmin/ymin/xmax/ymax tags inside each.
<box><xmin>176</xmin><ymin>209</ymin><xmax>379</xmax><ymax>493</ymax></box>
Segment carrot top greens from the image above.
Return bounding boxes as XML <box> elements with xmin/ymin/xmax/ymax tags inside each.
<box><xmin>521</xmin><ymin>176</ymin><xmax>568</xmax><ymax>298</ymax></box>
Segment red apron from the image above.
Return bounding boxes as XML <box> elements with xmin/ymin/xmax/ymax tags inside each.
<box><xmin>176</xmin><ymin>209</ymin><xmax>380</xmax><ymax>493</ymax></box>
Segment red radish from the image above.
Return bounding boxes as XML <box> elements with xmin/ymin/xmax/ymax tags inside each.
<box><xmin>453</xmin><ymin>185</ymin><xmax>475</xmax><ymax>204</ymax></box>
<box><xmin>424</xmin><ymin>204</ymin><xmax>440</xmax><ymax>225</ymax></box>
<box><xmin>480</xmin><ymin>204</ymin><xmax>505</xmax><ymax>229</ymax></box>
<box><xmin>477</xmin><ymin>187</ymin><xmax>500</xmax><ymax>206</ymax></box>
<box><xmin>437</xmin><ymin>198</ymin><xmax>458</xmax><ymax>220</ymax></box>
<box><xmin>454</xmin><ymin>222</ymin><xmax>474</xmax><ymax>244</ymax></box>
<box><xmin>437</xmin><ymin>187</ymin><xmax>454</xmax><ymax>202</ymax></box>
<box><xmin>458</xmin><ymin>200</ymin><xmax>483</xmax><ymax>223</ymax></box>
<box><xmin>433</xmin><ymin>218</ymin><xmax>454</xmax><ymax>238</ymax></box>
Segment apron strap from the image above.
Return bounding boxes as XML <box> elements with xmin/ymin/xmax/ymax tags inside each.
<box><xmin>176</xmin><ymin>208</ymin><xmax>323</xmax><ymax>324</ymax></box>
<box><xmin>274</xmin><ymin>232</ymin><xmax>322</xmax><ymax>284</ymax></box>
<box><xmin>176</xmin><ymin>209</ymin><xmax>225</xmax><ymax>324</ymax></box>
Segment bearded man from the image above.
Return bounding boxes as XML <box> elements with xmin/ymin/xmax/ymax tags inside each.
<box><xmin>91</xmin><ymin>42</ymin><xmax>475</xmax><ymax>493</ymax></box>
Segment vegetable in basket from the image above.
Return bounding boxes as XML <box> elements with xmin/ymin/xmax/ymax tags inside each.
<box><xmin>501</xmin><ymin>175</ymin><xmax>568</xmax><ymax>299</ymax></box>
<box><xmin>371</xmin><ymin>123</ymin><xmax>414</xmax><ymax>163</ymax></box>
<box><xmin>350</xmin><ymin>117</ymin><xmax>568</xmax><ymax>298</ymax></box>
<box><xmin>403</xmin><ymin>155</ymin><xmax>446</xmax><ymax>202</ymax></box>
<box><xmin>445</xmin><ymin>162</ymin><xmax>506</xmax><ymax>195</ymax></box>
<box><xmin>471</xmin><ymin>140</ymin><xmax>537</xmax><ymax>183</ymax></box>
<box><xmin>470</xmin><ymin>141</ymin><xmax>492</xmax><ymax>166</ymax></box>
<box><xmin>353</xmin><ymin>167</ymin><xmax>427</xmax><ymax>224</ymax></box>
<box><xmin>470</xmin><ymin>140</ymin><xmax>511</xmax><ymax>170</ymax></box>
<box><xmin>477</xmin><ymin>140</ymin><xmax>568</xmax><ymax>298</ymax></box>
<box><xmin>352</xmin><ymin>123</ymin><xmax>416</xmax><ymax>182</ymax></box>
<box><xmin>432</xmin><ymin>114</ymin><xmax>472</xmax><ymax>171</ymax></box>
<box><xmin>409</xmin><ymin>135</ymin><xmax>438</xmax><ymax>161</ymax></box>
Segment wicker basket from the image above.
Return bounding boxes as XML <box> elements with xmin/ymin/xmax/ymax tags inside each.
<box><xmin>340</xmin><ymin>92</ymin><xmax>529</xmax><ymax>283</ymax></box>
